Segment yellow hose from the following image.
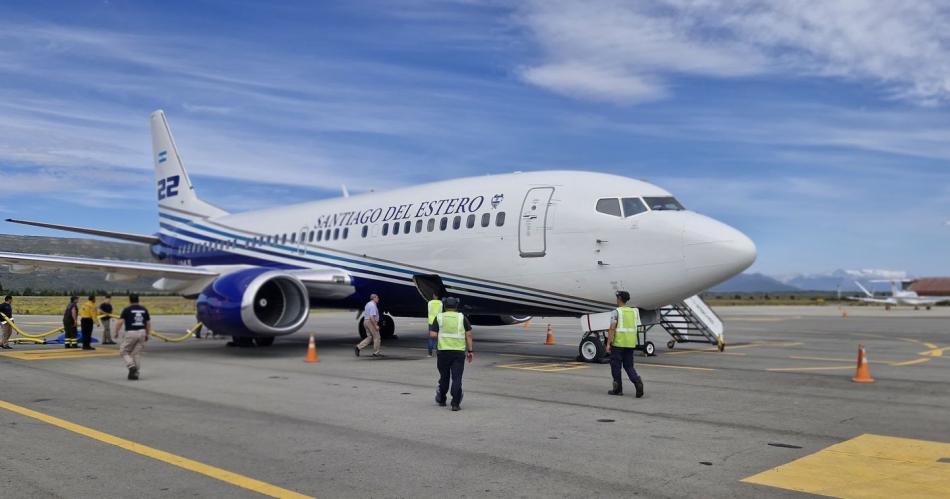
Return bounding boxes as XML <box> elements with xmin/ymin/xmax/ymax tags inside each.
<box><xmin>101</xmin><ymin>313</ymin><xmax>201</xmax><ymax>343</ymax></box>
<box><xmin>0</xmin><ymin>312</ymin><xmax>201</xmax><ymax>344</ymax></box>
<box><xmin>0</xmin><ymin>312</ymin><xmax>65</xmax><ymax>339</ymax></box>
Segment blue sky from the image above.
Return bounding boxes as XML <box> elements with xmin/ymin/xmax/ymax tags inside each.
<box><xmin>0</xmin><ymin>0</ymin><xmax>948</xmax><ymax>276</ymax></box>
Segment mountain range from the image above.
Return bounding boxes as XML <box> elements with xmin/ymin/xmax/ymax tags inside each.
<box><xmin>711</xmin><ymin>269</ymin><xmax>915</xmax><ymax>293</ymax></box>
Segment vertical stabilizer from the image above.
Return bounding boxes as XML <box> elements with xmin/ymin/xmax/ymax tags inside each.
<box><xmin>150</xmin><ymin>110</ymin><xmax>228</xmax><ymax>219</ymax></box>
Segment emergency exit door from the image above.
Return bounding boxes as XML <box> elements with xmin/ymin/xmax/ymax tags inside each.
<box><xmin>519</xmin><ymin>187</ymin><xmax>554</xmax><ymax>257</ymax></box>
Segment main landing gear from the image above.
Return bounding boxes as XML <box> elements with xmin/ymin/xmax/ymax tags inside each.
<box><xmin>357</xmin><ymin>314</ymin><xmax>397</xmax><ymax>340</ymax></box>
<box><xmin>227</xmin><ymin>336</ymin><xmax>275</xmax><ymax>347</ymax></box>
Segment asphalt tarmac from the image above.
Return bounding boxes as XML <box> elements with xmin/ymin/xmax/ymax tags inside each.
<box><xmin>1</xmin><ymin>306</ymin><xmax>948</xmax><ymax>498</ymax></box>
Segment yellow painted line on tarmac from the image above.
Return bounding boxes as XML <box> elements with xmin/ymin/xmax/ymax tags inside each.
<box><xmin>788</xmin><ymin>355</ymin><xmax>892</xmax><ymax>365</ymax></box>
<box><xmin>741</xmin><ymin>433</ymin><xmax>950</xmax><ymax>498</ymax></box>
<box><xmin>728</xmin><ymin>317</ymin><xmax>800</xmax><ymax>322</ymax></box>
<box><xmin>767</xmin><ymin>365</ymin><xmax>854</xmax><ymax>372</ymax></box>
<box><xmin>890</xmin><ymin>358</ymin><xmax>931</xmax><ymax>367</ymax></box>
<box><xmin>0</xmin><ymin>348</ymin><xmax>119</xmax><ymax>361</ymax></box>
<box><xmin>640</xmin><ymin>363</ymin><xmax>715</xmax><ymax>371</ymax></box>
<box><xmin>0</xmin><ymin>399</ymin><xmax>313</xmax><ymax>499</ymax></box>
<box><xmin>497</xmin><ymin>361</ymin><xmax>590</xmax><ymax>372</ymax></box>
<box><xmin>665</xmin><ymin>349</ymin><xmax>746</xmax><ymax>356</ymax></box>
<box><xmin>918</xmin><ymin>345</ymin><xmax>946</xmax><ymax>357</ymax></box>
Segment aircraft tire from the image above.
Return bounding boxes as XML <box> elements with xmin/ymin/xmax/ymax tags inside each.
<box><xmin>379</xmin><ymin>314</ymin><xmax>396</xmax><ymax>339</ymax></box>
<box><xmin>357</xmin><ymin>315</ymin><xmax>396</xmax><ymax>339</ymax></box>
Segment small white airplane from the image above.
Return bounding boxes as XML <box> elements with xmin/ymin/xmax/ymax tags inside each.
<box><xmin>0</xmin><ymin>110</ymin><xmax>756</xmax><ymax>350</ymax></box>
<box><xmin>849</xmin><ymin>280</ymin><xmax>950</xmax><ymax>310</ymax></box>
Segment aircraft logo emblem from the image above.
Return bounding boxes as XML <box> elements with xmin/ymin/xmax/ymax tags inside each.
<box><xmin>491</xmin><ymin>193</ymin><xmax>504</xmax><ymax>209</ymax></box>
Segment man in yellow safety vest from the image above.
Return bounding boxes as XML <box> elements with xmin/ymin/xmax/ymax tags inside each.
<box><xmin>426</xmin><ymin>292</ymin><xmax>443</xmax><ymax>357</ymax></box>
<box><xmin>606</xmin><ymin>290</ymin><xmax>644</xmax><ymax>398</ymax></box>
<box><xmin>429</xmin><ymin>296</ymin><xmax>473</xmax><ymax>411</ymax></box>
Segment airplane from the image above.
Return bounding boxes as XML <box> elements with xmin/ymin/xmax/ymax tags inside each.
<box><xmin>0</xmin><ymin>110</ymin><xmax>756</xmax><ymax>355</ymax></box>
<box><xmin>848</xmin><ymin>280</ymin><xmax>950</xmax><ymax>310</ymax></box>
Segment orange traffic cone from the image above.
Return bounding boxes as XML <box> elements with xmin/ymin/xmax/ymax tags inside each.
<box><xmin>544</xmin><ymin>324</ymin><xmax>555</xmax><ymax>345</ymax></box>
<box><xmin>305</xmin><ymin>335</ymin><xmax>319</xmax><ymax>363</ymax></box>
<box><xmin>851</xmin><ymin>344</ymin><xmax>874</xmax><ymax>383</ymax></box>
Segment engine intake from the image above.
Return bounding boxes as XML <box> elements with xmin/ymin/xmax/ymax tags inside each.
<box><xmin>197</xmin><ymin>269</ymin><xmax>310</xmax><ymax>337</ymax></box>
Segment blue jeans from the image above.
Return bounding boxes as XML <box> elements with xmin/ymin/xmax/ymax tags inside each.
<box><xmin>427</xmin><ymin>335</ymin><xmax>436</xmax><ymax>354</ymax></box>
<box><xmin>609</xmin><ymin>347</ymin><xmax>642</xmax><ymax>385</ymax></box>
<box><xmin>436</xmin><ymin>351</ymin><xmax>465</xmax><ymax>406</ymax></box>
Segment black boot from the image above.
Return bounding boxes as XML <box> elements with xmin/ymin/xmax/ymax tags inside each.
<box><xmin>128</xmin><ymin>366</ymin><xmax>139</xmax><ymax>380</ymax></box>
<box><xmin>634</xmin><ymin>378</ymin><xmax>644</xmax><ymax>398</ymax></box>
<box><xmin>608</xmin><ymin>381</ymin><xmax>623</xmax><ymax>396</ymax></box>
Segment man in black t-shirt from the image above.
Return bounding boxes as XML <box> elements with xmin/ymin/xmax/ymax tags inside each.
<box><xmin>114</xmin><ymin>294</ymin><xmax>151</xmax><ymax>380</ymax></box>
<box><xmin>62</xmin><ymin>296</ymin><xmax>79</xmax><ymax>349</ymax></box>
<box><xmin>0</xmin><ymin>295</ymin><xmax>13</xmax><ymax>349</ymax></box>
<box><xmin>99</xmin><ymin>295</ymin><xmax>115</xmax><ymax>345</ymax></box>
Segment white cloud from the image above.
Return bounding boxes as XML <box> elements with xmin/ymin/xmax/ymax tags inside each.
<box><xmin>518</xmin><ymin>0</ymin><xmax>950</xmax><ymax>104</ymax></box>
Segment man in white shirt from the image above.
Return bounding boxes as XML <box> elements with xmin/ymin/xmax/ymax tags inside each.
<box><xmin>355</xmin><ymin>293</ymin><xmax>382</xmax><ymax>357</ymax></box>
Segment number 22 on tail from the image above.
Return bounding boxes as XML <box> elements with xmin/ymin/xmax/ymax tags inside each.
<box><xmin>157</xmin><ymin>175</ymin><xmax>180</xmax><ymax>200</ymax></box>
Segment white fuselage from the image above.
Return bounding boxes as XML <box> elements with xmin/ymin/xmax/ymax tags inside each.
<box><xmin>158</xmin><ymin>171</ymin><xmax>756</xmax><ymax>316</ymax></box>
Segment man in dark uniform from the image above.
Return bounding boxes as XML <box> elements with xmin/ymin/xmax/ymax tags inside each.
<box><xmin>62</xmin><ymin>296</ymin><xmax>79</xmax><ymax>349</ymax></box>
<box><xmin>0</xmin><ymin>295</ymin><xmax>13</xmax><ymax>349</ymax></box>
<box><xmin>606</xmin><ymin>291</ymin><xmax>644</xmax><ymax>398</ymax></box>
<box><xmin>429</xmin><ymin>297</ymin><xmax>473</xmax><ymax>411</ymax></box>
<box><xmin>114</xmin><ymin>294</ymin><xmax>151</xmax><ymax>380</ymax></box>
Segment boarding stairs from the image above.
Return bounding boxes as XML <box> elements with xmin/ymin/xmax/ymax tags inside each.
<box><xmin>648</xmin><ymin>295</ymin><xmax>725</xmax><ymax>351</ymax></box>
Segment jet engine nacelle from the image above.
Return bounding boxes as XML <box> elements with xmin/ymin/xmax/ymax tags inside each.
<box><xmin>467</xmin><ymin>315</ymin><xmax>532</xmax><ymax>326</ymax></box>
<box><xmin>196</xmin><ymin>268</ymin><xmax>310</xmax><ymax>337</ymax></box>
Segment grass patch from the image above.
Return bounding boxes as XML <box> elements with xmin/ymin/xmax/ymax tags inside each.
<box><xmin>7</xmin><ymin>296</ymin><xmax>196</xmax><ymax>316</ymax></box>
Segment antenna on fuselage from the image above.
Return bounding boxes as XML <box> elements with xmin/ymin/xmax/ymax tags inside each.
<box><xmin>341</xmin><ymin>184</ymin><xmax>350</xmax><ymax>198</ymax></box>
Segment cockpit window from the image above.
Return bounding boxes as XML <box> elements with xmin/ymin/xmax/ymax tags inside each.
<box><xmin>644</xmin><ymin>196</ymin><xmax>684</xmax><ymax>211</ymax></box>
<box><xmin>595</xmin><ymin>198</ymin><xmax>622</xmax><ymax>217</ymax></box>
<box><xmin>621</xmin><ymin>197</ymin><xmax>648</xmax><ymax>218</ymax></box>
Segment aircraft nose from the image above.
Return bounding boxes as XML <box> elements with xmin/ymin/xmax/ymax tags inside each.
<box><xmin>683</xmin><ymin>214</ymin><xmax>757</xmax><ymax>279</ymax></box>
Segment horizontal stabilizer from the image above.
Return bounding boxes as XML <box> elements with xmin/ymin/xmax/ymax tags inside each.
<box><xmin>0</xmin><ymin>251</ymin><xmax>217</xmax><ymax>279</ymax></box>
<box><xmin>5</xmin><ymin>218</ymin><xmax>160</xmax><ymax>245</ymax></box>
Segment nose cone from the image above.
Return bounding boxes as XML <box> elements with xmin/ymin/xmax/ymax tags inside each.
<box><xmin>682</xmin><ymin>214</ymin><xmax>757</xmax><ymax>286</ymax></box>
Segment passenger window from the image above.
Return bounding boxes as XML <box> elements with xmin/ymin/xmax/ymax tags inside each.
<box><xmin>361</xmin><ymin>226</ymin><xmax>368</xmax><ymax>238</ymax></box>
<box><xmin>332</xmin><ymin>228</ymin><xmax>339</xmax><ymax>240</ymax></box>
<box><xmin>595</xmin><ymin>198</ymin><xmax>622</xmax><ymax>217</ymax></box>
<box><xmin>452</xmin><ymin>216</ymin><xmax>461</xmax><ymax>230</ymax></box>
<box><xmin>382</xmin><ymin>223</ymin><xmax>389</xmax><ymax>236</ymax></box>
<box><xmin>324</xmin><ymin>229</ymin><xmax>331</xmax><ymax>241</ymax></box>
<box><xmin>281</xmin><ymin>234</ymin><xmax>287</xmax><ymax>244</ymax></box>
<box><xmin>622</xmin><ymin>198</ymin><xmax>648</xmax><ymax>218</ymax></box>
<box><xmin>316</xmin><ymin>231</ymin><xmax>323</xmax><ymax>242</ymax></box>
<box><xmin>291</xmin><ymin>233</ymin><xmax>296</xmax><ymax>243</ymax></box>
<box><xmin>427</xmin><ymin>218</ymin><xmax>435</xmax><ymax>232</ymax></box>
<box><xmin>393</xmin><ymin>222</ymin><xmax>400</xmax><ymax>235</ymax></box>
<box><xmin>466</xmin><ymin>214</ymin><xmax>475</xmax><ymax>228</ymax></box>
<box><xmin>404</xmin><ymin>221</ymin><xmax>411</xmax><ymax>234</ymax></box>
<box><xmin>309</xmin><ymin>231</ymin><xmax>315</xmax><ymax>242</ymax></box>
<box><xmin>440</xmin><ymin>217</ymin><xmax>448</xmax><ymax>231</ymax></box>
<box><xmin>495</xmin><ymin>212</ymin><xmax>506</xmax><ymax>227</ymax></box>
<box><xmin>481</xmin><ymin>213</ymin><xmax>490</xmax><ymax>227</ymax></box>
<box><xmin>342</xmin><ymin>227</ymin><xmax>349</xmax><ymax>239</ymax></box>
<box><xmin>644</xmin><ymin>196</ymin><xmax>685</xmax><ymax>211</ymax></box>
<box><xmin>415</xmin><ymin>220</ymin><xmax>423</xmax><ymax>233</ymax></box>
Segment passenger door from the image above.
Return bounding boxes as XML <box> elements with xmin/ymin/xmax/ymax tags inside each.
<box><xmin>519</xmin><ymin>187</ymin><xmax>555</xmax><ymax>257</ymax></box>
<box><xmin>298</xmin><ymin>226</ymin><xmax>309</xmax><ymax>254</ymax></box>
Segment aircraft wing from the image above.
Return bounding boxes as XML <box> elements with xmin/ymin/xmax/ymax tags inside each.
<box><xmin>0</xmin><ymin>251</ymin><xmax>218</xmax><ymax>279</ymax></box>
<box><xmin>845</xmin><ymin>296</ymin><xmax>896</xmax><ymax>304</ymax></box>
<box><xmin>0</xmin><ymin>251</ymin><xmax>354</xmax><ymax>297</ymax></box>
<box><xmin>905</xmin><ymin>296</ymin><xmax>950</xmax><ymax>306</ymax></box>
<box><xmin>5</xmin><ymin>218</ymin><xmax>160</xmax><ymax>245</ymax></box>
